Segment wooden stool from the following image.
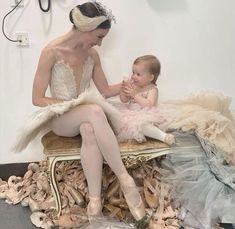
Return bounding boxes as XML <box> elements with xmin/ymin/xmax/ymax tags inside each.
<box><xmin>41</xmin><ymin>131</ymin><xmax>172</xmax><ymax>217</ymax></box>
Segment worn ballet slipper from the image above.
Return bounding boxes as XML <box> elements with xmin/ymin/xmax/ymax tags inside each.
<box><xmin>164</xmin><ymin>134</ymin><xmax>176</xmax><ymax>146</ymax></box>
<box><xmin>7</xmin><ymin>175</ymin><xmax>22</xmax><ymax>187</ymax></box>
<box><xmin>143</xmin><ymin>179</ymin><xmax>159</xmax><ymax>209</ymax></box>
<box><xmin>106</xmin><ymin>179</ymin><xmax>120</xmax><ymax>199</ymax></box>
<box><xmin>0</xmin><ymin>180</ymin><xmax>8</xmax><ymax>199</ymax></box>
<box><xmin>29</xmin><ymin>189</ymin><xmax>55</xmax><ymax>212</ymax></box>
<box><xmin>55</xmin><ymin>213</ymin><xmax>88</xmax><ymax>228</ymax></box>
<box><xmin>28</xmin><ymin>197</ymin><xmax>42</xmax><ymax>212</ymax></box>
<box><xmin>87</xmin><ymin>196</ymin><xmax>103</xmax><ymax>217</ymax></box>
<box><xmin>118</xmin><ymin>173</ymin><xmax>146</xmax><ymax>221</ymax></box>
<box><xmin>5</xmin><ymin>176</ymin><xmax>29</xmax><ymax>204</ymax></box>
<box><xmin>30</xmin><ymin>212</ymin><xmax>54</xmax><ymax>229</ymax></box>
<box><xmin>36</xmin><ymin>173</ymin><xmax>50</xmax><ymax>192</ymax></box>
<box><xmin>109</xmin><ymin>196</ymin><xmax>128</xmax><ymax>209</ymax></box>
<box><xmin>65</xmin><ymin>184</ymin><xmax>84</xmax><ymax>206</ymax></box>
<box><xmin>27</xmin><ymin>163</ymin><xmax>40</xmax><ymax>172</ymax></box>
<box><xmin>21</xmin><ymin>197</ymin><xmax>30</xmax><ymax>207</ymax></box>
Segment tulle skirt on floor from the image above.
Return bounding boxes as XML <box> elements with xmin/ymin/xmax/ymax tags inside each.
<box><xmin>161</xmin><ymin>133</ymin><xmax>235</xmax><ymax>229</ymax></box>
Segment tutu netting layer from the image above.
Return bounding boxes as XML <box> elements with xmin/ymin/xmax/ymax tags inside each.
<box><xmin>167</xmin><ymin>91</ymin><xmax>235</xmax><ymax>165</ymax></box>
<box><xmin>161</xmin><ymin>133</ymin><xmax>235</xmax><ymax>229</ymax></box>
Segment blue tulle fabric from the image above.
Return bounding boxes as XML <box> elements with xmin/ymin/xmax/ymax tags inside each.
<box><xmin>162</xmin><ymin>132</ymin><xmax>235</xmax><ymax>229</ymax></box>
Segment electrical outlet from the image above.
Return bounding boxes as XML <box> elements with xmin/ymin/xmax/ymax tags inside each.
<box><xmin>11</xmin><ymin>0</ymin><xmax>24</xmax><ymax>7</ymax></box>
<box><xmin>16</xmin><ymin>32</ymin><xmax>29</xmax><ymax>46</ymax></box>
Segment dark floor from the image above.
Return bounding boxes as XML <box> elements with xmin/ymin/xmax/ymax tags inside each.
<box><xmin>0</xmin><ymin>163</ymin><xmax>39</xmax><ymax>229</ymax></box>
<box><xmin>0</xmin><ymin>199</ymin><xmax>38</xmax><ymax>229</ymax></box>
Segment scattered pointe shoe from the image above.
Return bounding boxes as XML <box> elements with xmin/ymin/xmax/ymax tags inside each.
<box><xmin>55</xmin><ymin>213</ymin><xmax>88</xmax><ymax>228</ymax></box>
<box><xmin>30</xmin><ymin>212</ymin><xmax>54</xmax><ymax>229</ymax></box>
<box><xmin>164</xmin><ymin>134</ymin><xmax>176</xmax><ymax>146</ymax></box>
<box><xmin>87</xmin><ymin>196</ymin><xmax>103</xmax><ymax>217</ymax></box>
<box><xmin>118</xmin><ymin>174</ymin><xmax>146</xmax><ymax>221</ymax></box>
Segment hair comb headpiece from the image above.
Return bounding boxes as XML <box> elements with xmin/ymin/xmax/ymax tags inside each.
<box><xmin>91</xmin><ymin>0</ymin><xmax>116</xmax><ymax>23</ymax></box>
<box><xmin>72</xmin><ymin>7</ymin><xmax>107</xmax><ymax>32</ymax></box>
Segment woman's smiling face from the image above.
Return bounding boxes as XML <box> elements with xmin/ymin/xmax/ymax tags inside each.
<box><xmin>84</xmin><ymin>28</ymin><xmax>109</xmax><ymax>48</ymax></box>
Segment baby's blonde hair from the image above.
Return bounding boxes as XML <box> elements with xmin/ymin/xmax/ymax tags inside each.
<box><xmin>133</xmin><ymin>55</ymin><xmax>161</xmax><ymax>84</ymax></box>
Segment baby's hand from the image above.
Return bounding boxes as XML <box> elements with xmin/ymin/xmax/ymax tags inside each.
<box><xmin>124</xmin><ymin>85</ymin><xmax>136</xmax><ymax>98</ymax></box>
<box><xmin>121</xmin><ymin>77</ymin><xmax>130</xmax><ymax>93</ymax></box>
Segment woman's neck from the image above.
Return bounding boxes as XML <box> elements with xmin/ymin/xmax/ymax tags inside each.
<box><xmin>60</xmin><ymin>29</ymin><xmax>85</xmax><ymax>50</ymax></box>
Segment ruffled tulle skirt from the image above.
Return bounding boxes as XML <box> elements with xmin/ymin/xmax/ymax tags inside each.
<box><xmin>111</xmin><ymin>102</ymin><xmax>177</xmax><ymax>143</ymax></box>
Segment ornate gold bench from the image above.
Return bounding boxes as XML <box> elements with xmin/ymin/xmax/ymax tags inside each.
<box><xmin>41</xmin><ymin>131</ymin><xmax>201</xmax><ymax>217</ymax></box>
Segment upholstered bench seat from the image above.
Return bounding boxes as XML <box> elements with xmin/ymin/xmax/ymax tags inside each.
<box><xmin>41</xmin><ymin>131</ymin><xmax>201</xmax><ymax>216</ymax></box>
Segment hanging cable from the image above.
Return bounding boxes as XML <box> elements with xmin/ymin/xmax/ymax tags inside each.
<box><xmin>1</xmin><ymin>0</ymin><xmax>23</xmax><ymax>43</ymax></box>
<box><xmin>38</xmin><ymin>0</ymin><xmax>51</xmax><ymax>13</ymax></box>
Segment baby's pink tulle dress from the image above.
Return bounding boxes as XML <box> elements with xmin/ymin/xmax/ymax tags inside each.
<box><xmin>113</xmin><ymin>86</ymin><xmax>176</xmax><ymax>143</ymax></box>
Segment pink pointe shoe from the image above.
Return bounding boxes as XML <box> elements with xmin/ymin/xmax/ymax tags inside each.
<box><xmin>118</xmin><ymin>174</ymin><xmax>146</xmax><ymax>221</ymax></box>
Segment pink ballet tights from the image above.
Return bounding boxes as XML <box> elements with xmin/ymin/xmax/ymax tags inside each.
<box><xmin>51</xmin><ymin>104</ymin><xmax>145</xmax><ymax>220</ymax></box>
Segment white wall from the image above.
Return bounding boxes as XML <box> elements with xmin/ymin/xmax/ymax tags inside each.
<box><xmin>1</xmin><ymin>0</ymin><xmax>235</xmax><ymax>164</ymax></box>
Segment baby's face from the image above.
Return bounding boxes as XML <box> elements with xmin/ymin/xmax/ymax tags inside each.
<box><xmin>131</xmin><ymin>63</ymin><xmax>153</xmax><ymax>87</ymax></box>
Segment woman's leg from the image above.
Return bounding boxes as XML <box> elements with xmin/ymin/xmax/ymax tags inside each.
<box><xmin>51</xmin><ymin>104</ymin><xmax>127</xmax><ymax>175</ymax></box>
<box><xmin>141</xmin><ymin>122</ymin><xmax>175</xmax><ymax>145</ymax></box>
<box><xmin>51</xmin><ymin>104</ymin><xmax>145</xmax><ymax>220</ymax></box>
<box><xmin>79</xmin><ymin>123</ymin><xmax>103</xmax><ymax>215</ymax></box>
<box><xmin>79</xmin><ymin>123</ymin><xmax>103</xmax><ymax>198</ymax></box>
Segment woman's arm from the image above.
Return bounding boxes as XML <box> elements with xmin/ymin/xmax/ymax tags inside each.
<box><xmin>90</xmin><ymin>49</ymin><xmax>121</xmax><ymax>98</ymax></box>
<box><xmin>32</xmin><ymin>48</ymin><xmax>64</xmax><ymax>107</ymax></box>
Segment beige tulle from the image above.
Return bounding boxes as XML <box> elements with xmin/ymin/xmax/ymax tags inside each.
<box><xmin>168</xmin><ymin>91</ymin><xmax>235</xmax><ymax>164</ymax></box>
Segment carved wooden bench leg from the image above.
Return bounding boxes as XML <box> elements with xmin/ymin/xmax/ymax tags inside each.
<box><xmin>48</xmin><ymin>156</ymin><xmax>62</xmax><ymax>217</ymax></box>
<box><xmin>47</xmin><ymin>155</ymin><xmax>81</xmax><ymax>217</ymax></box>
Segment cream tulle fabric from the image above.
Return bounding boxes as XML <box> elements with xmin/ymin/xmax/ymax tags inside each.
<box><xmin>167</xmin><ymin>92</ymin><xmax>235</xmax><ymax>164</ymax></box>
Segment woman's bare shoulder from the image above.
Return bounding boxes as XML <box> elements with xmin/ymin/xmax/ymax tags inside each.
<box><xmin>40</xmin><ymin>40</ymin><xmax>62</xmax><ymax>63</ymax></box>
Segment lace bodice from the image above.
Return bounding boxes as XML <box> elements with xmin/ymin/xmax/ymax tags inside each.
<box><xmin>50</xmin><ymin>57</ymin><xmax>94</xmax><ymax>100</ymax></box>
<box><xmin>128</xmin><ymin>84</ymin><xmax>157</xmax><ymax>110</ymax></box>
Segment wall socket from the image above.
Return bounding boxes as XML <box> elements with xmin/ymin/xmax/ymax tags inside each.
<box><xmin>11</xmin><ymin>0</ymin><xmax>24</xmax><ymax>7</ymax></box>
<box><xmin>16</xmin><ymin>32</ymin><xmax>29</xmax><ymax>46</ymax></box>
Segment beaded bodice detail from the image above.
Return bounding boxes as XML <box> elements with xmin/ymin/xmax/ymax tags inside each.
<box><xmin>50</xmin><ymin>57</ymin><xmax>94</xmax><ymax>100</ymax></box>
<box><xmin>128</xmin><ymin>84</ymin><xmax>157</xmax><ymax>109</ymax></box>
